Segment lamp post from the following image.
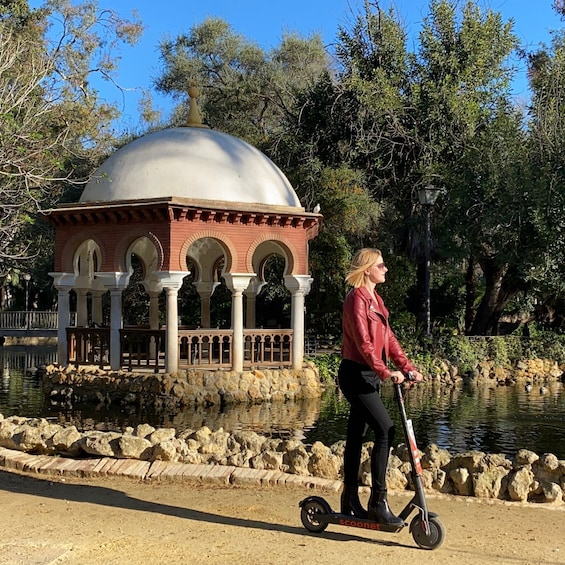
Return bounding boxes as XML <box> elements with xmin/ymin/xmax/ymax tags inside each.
<box><xmin>23</xmin><ymin>273</ymin><xmax>31</xmax><ymax>330</ymax></box>
<box><xmin>23</xmin><ymin>273</ymin><xmax>31</xmax><ymax>311</ymax></box>
<box><xmin>418</xmin><ymin>186</ymin><xmax>441</xmax><ymax>336</ymax></box>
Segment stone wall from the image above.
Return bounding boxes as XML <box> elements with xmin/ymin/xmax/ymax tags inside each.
<box><xmin>0</xmin><ymin>414</ymin><xmax>563</xmax><ymax>505</ymax></box>
<box><xmin>427</xmin><ymin>357</ymin><xmax>565</xmax><ymax>386</ymax></box>
<box><xmin>41</xmin><ymin>363</ymin><xmax>323</xmax><ymax>409</ymax></box>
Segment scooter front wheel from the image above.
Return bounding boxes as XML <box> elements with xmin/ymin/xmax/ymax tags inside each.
<box><xmin>409</xmin><ymin>515</ymin><xmax>445</xmax><ymax>550</ymax></box>
<box><xmin>300</xmin><ymin>497</ymin><xmax>330</xmax><ymax>533</ymax></box>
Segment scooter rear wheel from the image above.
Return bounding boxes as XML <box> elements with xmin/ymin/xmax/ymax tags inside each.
<box><xmin>409</xmin><ymin>515</ymin><xmax>445</xmax><ymax>550</ymax></box>
<box><xmin>300</xmin><ymin>498</ymin><xmax>330</xmax><ymax>533</ymax></box>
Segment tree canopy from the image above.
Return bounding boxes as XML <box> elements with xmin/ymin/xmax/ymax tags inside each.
<box><xmin>0</xmin><ymin>0</ymin><xmax>141</xmax><ymax>291</ymax></box>
<box><xmin>7</xmin><ymin>0</ymin><xmax>565</xmax><ymax>338</ymax></box>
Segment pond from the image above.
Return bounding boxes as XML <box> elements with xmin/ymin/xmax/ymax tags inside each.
<box><xmin>2</xmin><ymin>346</ymin><xmax>565</xmax><ymax>459</ymax></box>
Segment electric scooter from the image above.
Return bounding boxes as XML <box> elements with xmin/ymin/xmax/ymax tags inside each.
<box><xmin>299</xmin><ymin>373</ymin><xmax>445</xmax><ymax>550</ymax></box>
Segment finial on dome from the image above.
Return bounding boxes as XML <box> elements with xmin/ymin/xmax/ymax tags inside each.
<box><xmin>187</xmin><ymin>86</ymin><xmax>209</xmax><ymax>128</ymax></box>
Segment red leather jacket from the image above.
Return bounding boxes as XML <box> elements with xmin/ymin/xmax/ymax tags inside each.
<box><xmin>341</xmin><ymin>286</ymin><xmax>415</xmax><ymax>381</ymax></box>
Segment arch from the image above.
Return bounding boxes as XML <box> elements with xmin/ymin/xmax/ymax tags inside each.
<box><xmin>60</xmin><ymin>232</ymin><xmax>107</xmax><ymax>273</ymax></box>
<box><xmin>180</xmin><ymin>230</ymin><xmax>237</xmax><ymax>273</ymax></box>
<box><xmin>126</xmin><ymin>236</ymin><xmax>161</xmax><ymax>277</ymax></box>
<box><xmin>72</xmin><ymin>239</ymin><xmax>103</xmax><ymax>278</ymax></box>
<box><xmin>247</xmin><ymin>234</ymin><xmax>298</xmax><ymax>275</ymax></box>
<box><xmin>113</xmin><ymin>230</ymin><xmax>164</xmax><ymax>273</ymax></box>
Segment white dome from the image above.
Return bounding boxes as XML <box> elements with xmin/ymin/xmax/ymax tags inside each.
<box><xmin>80</xmin><ymin>127</ymin><xmax>302</xmax><ymax>208</ymax></box>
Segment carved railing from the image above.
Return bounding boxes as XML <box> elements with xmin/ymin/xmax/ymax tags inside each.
<box><xmin>67</xmin><ymin>327</ymin><xmax>294</xmax><ymax>371</ymax></box>
<box><xmin>178</xmin><ymin>329</ymin><xmax>233</xmax><ymax>369</ymax></box>
<box><xmin>178</xmin><ymin>329</ymin><xmax>293</xmax><ymax>369</ymax></box>
<box><xmin>243</xmin><ymin>330</ymin><xmax>293</xmax><ymax>367</ymax></box>
<box><xmin>0</xmin><ymin>311</ymin><xmax>75</xmax><ymax>334</ymax></box>
<box><xmin>67</xmin><ymin>327</ymin><xmax>110</xmax><ymax>368</ymax></box>
<box><xmin>120</xmin><ymin>328</ymin><xmax>166</xmax><ymax>373</ymax></box>
<box><xmin>0</xmin><ymin>310</ymin><xmax>57</xmax><ymax>329</ymax></box>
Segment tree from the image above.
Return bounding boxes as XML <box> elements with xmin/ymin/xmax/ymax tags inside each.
<box><xmin>154</xmin><ymin>17</ymin><xmax>329</xmax><ymax>151</ymax></box>
<box><xmin>0</xmin><ymin>0</ymin><xmax>142</xmax><ymax>288</ymax></box>
<box><xmin>522</xmin><ymin>16</ymin><xmax>565</xmax><ymax>330</ymax></box>
<box><xmin>312</xmin><ymin>1</ymin><xmax>521</xmax><ymax>334</ymax></box>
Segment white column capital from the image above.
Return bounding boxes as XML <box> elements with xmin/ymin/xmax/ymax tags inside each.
<box><xmin>244</xmin><ymin>276</ymin><xmax>266</xmax><ymax>297</ymax></box>
<box><xmin>95</xmin><ymin>272</ymin><xmax>130</xmax><ymax>290</ymax></box>
<box><xmin>223</xmin><ymin>273</ymin><xmax>254</xmax><ymax>294</ymax></box>
<box><xmin>49</xmin><ymin>272</ymin><xmax>76</xmax><ymax>289</ymax></box>
<box><xmin>193</xmin><ymin>281</ymin><xmax>220</xmax><ymax>297</ymax></box>
<box><xmin>284</xmin><ymin>274</ymin><xmax>313</xmax><ymax>295</ymax></box>
<box><xmin>154</xmin><ymin>271</ymin><xmax>187</xmax><ymax>291</ymax></box>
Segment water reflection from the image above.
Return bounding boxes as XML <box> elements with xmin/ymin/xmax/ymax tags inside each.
<box><xmin>1</xmin><ymin>346</ymin><xmax>565</xmax><ymax>459</ymax></box>
<box><xmin>44</xmin><ymin>398</ymin><xmax>321</xmax><ymax>441</ymax></box>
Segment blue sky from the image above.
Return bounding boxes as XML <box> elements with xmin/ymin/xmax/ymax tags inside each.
<box><xmin>30</xmin><ymin>0</ymin><xmax>563</xmax><ymax>130</ymax></box>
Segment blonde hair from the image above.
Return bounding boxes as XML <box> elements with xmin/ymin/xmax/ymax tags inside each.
<box><xmin>345</xmin><ymin>248</ymin><xmax>382</xmax><ymax>288</ymax></box>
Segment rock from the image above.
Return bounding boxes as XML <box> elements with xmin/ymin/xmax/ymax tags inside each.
<box><xmin>514</xmin><ymin>449</ymin><xmax>539</xmax><ymax>467</ymax></box>
<box><xmin>285</xmin><ymin>444</ymin><xmax>310</xmax><ymax>476</ymax></box>
<box><xmin>118</xmin><ymin>435</ymin><xmax>153</xmax><ymax>460</ymax></box>
<box><xmin>473</xmin><ymin>466</ymin><xmax>508</xmax><ymax>499</ymax></box>
<box><xmin>199</xmin><ymin>429</ymin><xmax>230</xmax><ymax>456</ymax></box>
<box><xmin>250</xmin><ymin>450</ymin><xmax>284</xmax><ymax>471</ymax></box>
<box><xmin>151</xmin><ymin>439</ymin><xmax>180</xmax><ymax>462</ymax></box>
<box><xmin>541</xmin><ymin>481</ymin><xmax>563</xmax><ymax>505</ymax></box>
<box><xmin>50</xmin><ymin>426</ymin><xmax>83</xmax><ymax>456</ymax></box>
<box><xmin>80</xmin><ymin>431</ymin><xmax>121</xmax><ymax>457</ymax></box>
<box><xmin>135</xmin><ymin>424</ymin><xmax>156</xmax><ymax>438</ymax></box>
<box><xmin>422</xmin><ymin>444</ymin><xmax>452</xmax><ymax>469</ymax></box>
<box><xmin>308</xmin><ymin>441</ymin><xmax>340</xmax><ymax>480</ymax></box>
<box><xmin>507</xmin><ymin>467</ymin><xmax>535</xmax><ymax>502</ymax></box>
<box><xmin>450</xmin><ymin>467</ymin><xmax>473</xmax><ymax>496</ymax></box>
<box><xmin>148</xmin><ymin>428</ymin><xmax>176</xmax><ymax>445</ymax></box>
<box><xmin>14</xmin><ymin>426</ymin><xmax>48</xmax><ymax>453</ymax></box>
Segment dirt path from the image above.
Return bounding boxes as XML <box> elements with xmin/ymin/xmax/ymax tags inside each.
<box><xmin>0</xmin><ymin>469</ymin><xmax>564</xmax><ymax>565</ymax></box>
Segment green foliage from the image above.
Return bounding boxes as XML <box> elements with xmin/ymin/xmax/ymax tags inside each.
<box><xmin>307</xmin><ymin>353</ymin><xmax>341</xmax><ymax>383</ymax></box>
<box><xmin>0</xmin><ymin>0</ymin><xmax>142</xmax><ymax>282</ymax></box>
<box><xmin>12</xmin><ymin>0</ymin><xmax>565</xmax><ymax>340</ymax></box>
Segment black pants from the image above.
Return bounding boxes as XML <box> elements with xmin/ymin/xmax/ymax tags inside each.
<box><xmin>337</xmin><ymin>358</ymin><xmax>395</xmax><ymax>491</ymax></box>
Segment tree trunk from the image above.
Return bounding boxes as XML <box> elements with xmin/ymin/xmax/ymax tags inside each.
<box><xmin>464</xmin><ymin>255</ymin><xmax>478</xmax><ymax>334</ymax></box>
<box><xmin>469</xmin><ymin>257</ymin><xmax>519</xmax><ymax>335</ymax></box>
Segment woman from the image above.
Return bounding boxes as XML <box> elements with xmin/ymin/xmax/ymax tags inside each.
<box><xmin>338</xmin><ymin>248</ymin><xmax>423</xmax><ymax>525</ymax></box>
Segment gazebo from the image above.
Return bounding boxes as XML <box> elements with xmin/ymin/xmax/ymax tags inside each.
<box><xmin>46</xmin><ymin>91</ymin><xmax>321</xmax><ymax>374</ymax></box>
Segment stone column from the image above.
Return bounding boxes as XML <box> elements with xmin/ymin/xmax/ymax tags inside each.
<box><xmin>108</xmin><ymin>288</ymin><xmax>123</xmax><ymax>369</ymax></box>
<box><xmin>154</xmin><ymin>272</ymin><xmax>186</xmax><ymax>374</ymax></box>
<box><xmin>194</xmin><ymin>281</ymin><xmax>218</xmax><ymax>328</ymax></box>
<box><xmin>147</xmin><ymin>291</ymin><xmax>160</xmax><ymax>361</ymax></box>
<box><xmin>244</xmin><ymin>278</ymin><xmax>266</xmax><ymax>329</ymax></box>
<box><xmin>223</xmin><ymin>273</ymin><xmax>253</xmax><ymax>372</ymax></box>
<box><xmin>75</xmin><ymin>288</ymin><xmax>89</xmax><ymax>326</ymax></box>
<box><xmin>148</xmin><ymin>291</ymin><xmax>160</xmax><ymax>329</ymax></box>
<box><xmin>91</xmin><ymin>290</ymin><xmax>105</xmax><ymax>326</ymax></box>
<box><xmin>96</xmin><ymin>273</ymin><xmax>130</xmax><ymax>371</ymax></box>
<box><xmin>49</xmin><ymin>272</ymin><xmax>76</xmax><ymax>367</ymax></box>
<box><xmin>284</xmin><ymin>275</ymin><xmax>313</xmax><ymax>369</ymax></box>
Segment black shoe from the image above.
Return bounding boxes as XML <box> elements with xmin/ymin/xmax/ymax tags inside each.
<box><xmin>340</xmin><ymin>486</ymin><xmax>368</xmax><ymax>519</ymax></box>
<box><xmin>368</xmin><ymin>492</ymin><xmax>404</xmax><ymax>526</ymax></box>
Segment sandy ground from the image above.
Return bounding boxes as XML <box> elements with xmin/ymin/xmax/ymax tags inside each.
<box><xmin>0</xmin><ymin>469</ymin><xmax>564</xmax><ymax>565</ymax></box>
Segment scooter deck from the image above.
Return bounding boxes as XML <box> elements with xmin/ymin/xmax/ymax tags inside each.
<box><xmin>300</xmin><ymin>497</ymin><xmax>406</xmax><ymax>533</ymax></box>
<box><xmin>329</xmin><ymin>513</ymin><xmax>407</xmax><ymax>533</ymax></box>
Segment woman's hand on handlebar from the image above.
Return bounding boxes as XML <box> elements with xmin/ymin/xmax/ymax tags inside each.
<box><xmin>390</xmin><ymin>370</ymin><xmax>424</xmax><ymax>385</ymax></box>
<box><xmin>409</xmin><ymin>370</ymin><xmax>424</xmax><ymax>383</ymax></box>
<box><xmin>390</xmin><ymin>371</ymin><xmax>406</xmax><ymax>384</ymax></box>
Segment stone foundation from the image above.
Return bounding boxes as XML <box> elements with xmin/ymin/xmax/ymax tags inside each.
<box><xmin>41</xmin><ymin>363</ymin><xmax>323</xmax><ymax>409</ymax></box>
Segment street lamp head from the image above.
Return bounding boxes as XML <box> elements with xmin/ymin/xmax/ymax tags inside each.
<box><xmin>418</xmin><ymin>185</ymin><xmax>442</xmax><ymax>207</ymax></box>
<box><xmin>23</xmin><ymin>273</ymin><xmax>31</xmax><ymax>281</ymax></box>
